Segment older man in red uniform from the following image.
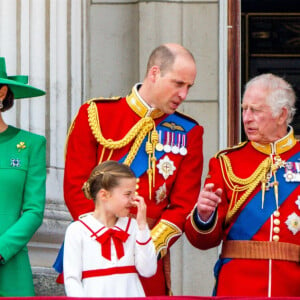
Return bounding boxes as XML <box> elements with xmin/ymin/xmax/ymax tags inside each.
<box><xmin>63</xmin><ymin>43</ymin><xmax>203</xmax><ymax>295</ymax></box>
<box><xmin>185</xmin><ymin>73</ymin><xmax>300</xmax><ymax>297</ymax></box>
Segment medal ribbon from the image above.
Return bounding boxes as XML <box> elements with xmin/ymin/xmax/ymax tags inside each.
<box><xmin>120</xmin><ymin>112</ymin><xmax>196</xmax><ymax>177</ymax></box>
<box><xmin>213</xmin><ymin>150</ymin><xmax>300</xmax><ymax>294</ymax></box>
<box><xmin>96</xmin><ymin>228</ymin><xmax>129</xmax><ymax>260</ymax></box>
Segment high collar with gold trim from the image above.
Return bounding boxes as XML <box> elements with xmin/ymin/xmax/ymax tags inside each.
<box><xmin>126</xmin><ymin>83</ymin><xmax>164</xmax><ymax>119</ymax></box>
<box><xmin>251</xmin><ymin>126</ymin><xmax>297</xmax><ymax>155</ymax></box>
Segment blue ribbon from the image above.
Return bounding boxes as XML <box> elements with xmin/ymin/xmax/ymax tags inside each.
<box><xmin>120</xmin><ymin>112</ymin><xmax>196</xmax><ymax>177</ymax></box>
<box><xmin>213</xmin><ymin>151</ymin><xmax>300</xmax><ymax>295</ymax></box>
<box><xmin>228</xmin><ymin>151</ymin><xmax>300</xmax><ymax>240</ymax></box>
<box><xmin>53</xmin><ymin>112</ymin><xmax>197</xmax><ymax>276</ymax></box>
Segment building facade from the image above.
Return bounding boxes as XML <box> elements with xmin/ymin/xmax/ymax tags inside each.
<box><xmin>0</xmin><ymin>0</ymin><xmax>227</xmax><ymax>296</ymax></box>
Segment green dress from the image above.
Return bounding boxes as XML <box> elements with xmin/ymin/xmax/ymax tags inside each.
<box><xmin>0</xmin><ymin>125</ymin><xmax>46</xmax><ymax>296</ymax></box>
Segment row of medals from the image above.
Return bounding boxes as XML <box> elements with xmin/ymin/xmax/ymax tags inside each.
<box><xmin>155</xmin><ymin>130</ymin><xmax>187</xmax><ymax>156</ymax></box>
<box><xmin>284</xmin><ymin>161</ymin><xmax>300</xmax><ymax>182</ymax></box>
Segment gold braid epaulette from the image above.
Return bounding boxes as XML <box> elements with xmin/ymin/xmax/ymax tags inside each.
<box><xmin>86</xmin><ymin>96</ymin><xmax>121</xmax><ymax>103</ymax></box>
<box><xmin>215</xmin><ymin>141</ymin><xmax>248</xmax><ymax>158</ymax></box>
<box><xmin>87</xmin><ymin>100</ymin><xmax>159</xmax><ymax>199</ymax></box>
<box><xmin>64</xmin><ymin>97</ymin><xmax>121</xmax><ymax>160</ymax></box>
<box><xmin>87</xmin><ymin>100</ymin><xmax>155</xmax><ymax>165</ymax></box>
<box><xmin>219</xmin><ymin>154</ymin><xmax>272</xmax><ymax>224</ymax></box>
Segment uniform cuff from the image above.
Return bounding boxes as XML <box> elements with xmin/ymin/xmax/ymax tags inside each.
<box><xmin>192</xmin><ymin>207</ymin><xmax>217</xmax><ymax>231</ymax></box>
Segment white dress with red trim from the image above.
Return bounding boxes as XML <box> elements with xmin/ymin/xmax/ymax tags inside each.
<box><xmin>63</xmin><ymin>213</ymin><xmax>157</xmax><ymax>297</ymax></box>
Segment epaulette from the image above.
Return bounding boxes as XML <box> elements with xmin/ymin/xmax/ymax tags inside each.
<box><xmin>215</xmin><ymin>141</ymin><xmax>248</xmax><ymax>158</ymax></box>
<box><xmin>64</xmin><ymin>96</ymin><xmax>121</xmax><ymax>160</ymax></box>
<box><xmin>85</xmin><ymin>96</ymin><xmax>122</xmax><ymax>104</ymax></box>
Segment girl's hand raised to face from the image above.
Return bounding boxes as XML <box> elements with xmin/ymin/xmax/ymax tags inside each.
<box><xmin>132</xmin><ymin>195</ymin><xmax>147</xmax><ymax>230</ymax></box>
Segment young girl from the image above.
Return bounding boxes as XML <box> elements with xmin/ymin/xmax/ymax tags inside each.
<box><xmin>63</xmin><ymin>160</ymin><xmax>157</xmax><ymax>297</ymax></box>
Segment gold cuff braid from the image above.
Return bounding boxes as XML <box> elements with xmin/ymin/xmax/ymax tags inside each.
<box><xmin>151</xmin><ymin>220</ymin><xmax>181</xmax><ymax>258</ymax></box>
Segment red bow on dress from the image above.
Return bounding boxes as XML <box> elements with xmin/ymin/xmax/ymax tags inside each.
<box><xmin>96</xmin><ymin>228</ymin><xmax>129</xmax><ymax>260</ymax></box>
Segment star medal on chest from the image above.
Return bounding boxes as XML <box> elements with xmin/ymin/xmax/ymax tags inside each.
<box><xmin>157</xmin><ymin>155</ymin><xmax>176</xmax><ymax>180</ymax></box>
<box><xmin>285</xmin><ymin>212</ymin><xmax>300</xmax><ymax>235</ymax></box>
<box><xmin>155</xmin><ymin>183</ymin><xmax>167</xmax><ymax>204</ymax></box>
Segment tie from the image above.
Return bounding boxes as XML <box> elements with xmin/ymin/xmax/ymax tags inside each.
<box><xmin>96</xmin><ymin>228</ymin><xmax>129</xmax><ymax>260</ymax></box>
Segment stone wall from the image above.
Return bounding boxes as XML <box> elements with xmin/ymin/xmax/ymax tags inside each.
<box><xmin>0</xmin><ymin>0</ymin><xmax>223</xmax><ymax>296</ymax></box>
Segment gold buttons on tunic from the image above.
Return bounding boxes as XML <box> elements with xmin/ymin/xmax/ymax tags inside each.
<box><xmin>136</xmin><ymin>178</ymin><xmax>140</xmax><ymax>191</ymax></box>
<box><xmin>272</xmin><ymin>210</ymin><xmax>281</xmax><ymax>241</ymax></box>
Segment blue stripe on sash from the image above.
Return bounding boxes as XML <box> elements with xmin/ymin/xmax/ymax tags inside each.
<box><xmin>120</xmin><ymin>113</ymin><xmax>196</xmax><ymax>177</ymax></box>
<box><xmin>213</xmin><ymin>150</ymin><xmax>300</xmax><ymax>295</ymax></box>
<box><xmin>228</xmin><ymin>151</ymin><xmax>300</xmax><ymax>240</ymax></box>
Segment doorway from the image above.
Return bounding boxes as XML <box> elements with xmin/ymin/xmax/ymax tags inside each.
<box><xmin>228</xmin><ymin>0</ymin><xmax>300</xmax><ymax>143</ymax></box>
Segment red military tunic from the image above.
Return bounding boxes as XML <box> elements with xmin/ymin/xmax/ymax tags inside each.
<box><xmin>185</xmin><ymin>127</ymin><xmax>300</xmax><ymax>297</ymax></box>
<box><xmin>64</xmin><ymin>84</ymin><xmax>204</xmax><ymax>295</ymax></box>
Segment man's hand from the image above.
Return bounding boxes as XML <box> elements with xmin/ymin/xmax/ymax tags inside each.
<box><xmin>197</xmin><ymin>183</ymin><xmax>222</xmax><ymax>222</ymax></box>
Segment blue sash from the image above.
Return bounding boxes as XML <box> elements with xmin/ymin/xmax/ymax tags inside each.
<box><xmin>213</xmin><ymin>151</ymin><xmax>300</xmax><ymax>295</ymax></box>
<box><xmin>120</xmin><ymin>113</ymin><xmax>196</xmax><ymax>177</ymax></box>
<box><xmin>228</xmin><ymin>151</ymin><xmax>300</xmax><ymax>240</ymax></box>
<box><xmin>53</xmin><ymin>113</ymin><xmax>197</xmax><ymax>277</ymax></box>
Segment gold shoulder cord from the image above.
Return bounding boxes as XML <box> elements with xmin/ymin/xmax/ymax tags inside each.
<box><xmin>87</xmin><ymin>101</ymin><xmax>158</xmax><ymax>199</ymax></box>
<box><xmin>219</xmin><ymin>154</ymin><xmax>272</xmax><ymax>224</ymax></box>
<box><xmin>215</xmin><ymin>141</ymin><xmax>248</xmax><ymax>158</ymax></box>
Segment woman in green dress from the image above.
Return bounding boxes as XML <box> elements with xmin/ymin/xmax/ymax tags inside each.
<box><xmin>0</xmin><ymin>57</ymin><xmax>46</xmax><ymax>296</ymax></box>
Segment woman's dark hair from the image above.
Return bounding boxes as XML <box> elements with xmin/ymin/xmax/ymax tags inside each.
<box><xmin>0</xmin><ymin>84</ymin><xmax>14</xmax><ymax>112</ymax></box>
<box><xmin>82</xmin><ymin>160</ymin><xmax>135</xmax><ymax>201</ymax></box>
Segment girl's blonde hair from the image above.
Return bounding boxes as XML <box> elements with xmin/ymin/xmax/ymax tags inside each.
<box><xmin>82</xmin><ymin>160</ymin><xmax>135</xmax><ymax>200</ymax></box>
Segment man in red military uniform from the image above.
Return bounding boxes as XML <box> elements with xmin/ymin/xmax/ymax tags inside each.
<box><xmin>63</xmin><ymin>43</ymin><xmax>203</xmax><ymax>295</ymax></box>
<box><xmin>185</xmin><ymin>73</ymin><xmax>300</xmax><ymax>297</ymax></box>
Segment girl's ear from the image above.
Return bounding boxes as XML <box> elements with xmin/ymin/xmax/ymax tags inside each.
<box><xmin>98</xmin><ymin>188</ymin><xmax>110</xmax><ymax>201</ymax></box>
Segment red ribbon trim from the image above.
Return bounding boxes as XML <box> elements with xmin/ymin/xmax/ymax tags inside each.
<box><xmin>136</xmin><ymin>237</ymin><xmax>152</xmax><ymax>246</ymax></box>
<box><xmin>82</xmin><ymin>266</ymin><xmax>137</xmax><ymax>279</ymax></box>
